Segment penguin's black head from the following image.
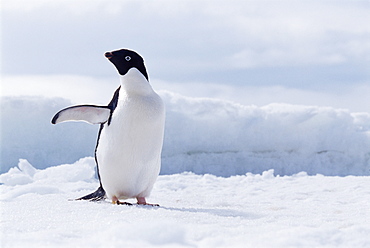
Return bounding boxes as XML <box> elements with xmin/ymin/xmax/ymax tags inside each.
<box><xmin>105</xmin><ymin>49</ymin><xmax>149</xmax><ymax>81</ymax></box>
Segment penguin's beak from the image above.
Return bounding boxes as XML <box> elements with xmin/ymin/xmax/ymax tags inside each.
<box><xmin>105</xmin><ymin>52</ymin><xmax>113</xmax><ymax>59</ymax></box>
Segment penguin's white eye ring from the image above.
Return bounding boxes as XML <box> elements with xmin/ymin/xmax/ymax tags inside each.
<box><xmin>125</xmin><ymin>56</ymin><xmax>131</xmax><ymax>61</ymax></box>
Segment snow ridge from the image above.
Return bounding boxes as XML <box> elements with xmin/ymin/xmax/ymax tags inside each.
<box><xmin>160</xmin><ymin>91</ymin><xmax>370</xmax><ymax>176</ymax></box>
<box><xmin>1</xmin><ymin>91</ymin><xmax>370</xmax><ymax>176</ymax></box>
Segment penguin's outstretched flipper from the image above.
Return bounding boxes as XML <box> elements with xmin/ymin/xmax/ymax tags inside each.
<box><xmin>51</xmin><ymin>105</ymin><xmax>111</xmax><ymax>125</ymax></box>
<box><xmin>76</xmin><ymin>186</ymin><xmax>106</xmax><ymax>201</ymax></box>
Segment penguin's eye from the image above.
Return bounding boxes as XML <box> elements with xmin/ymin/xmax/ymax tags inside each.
<box><xmin>125</xmin><ymin>56</ymin><xmax>131</xmax><ymax>61</ymax></box>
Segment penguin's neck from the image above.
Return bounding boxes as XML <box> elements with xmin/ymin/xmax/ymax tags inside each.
<box><xmin>120</xmin><ymin>68</ymin><xmax>154</xmax><ymax>96</ymax></box>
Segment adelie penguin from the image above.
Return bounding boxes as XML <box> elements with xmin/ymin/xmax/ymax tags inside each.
<box><xmin>51</xmin><ymin>49</ymin><xmax>165</xmax><ymax>206</ymax></box>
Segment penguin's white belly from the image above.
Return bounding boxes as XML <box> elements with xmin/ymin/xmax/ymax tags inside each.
<box><xmin>96</xmin><ymin>94</ymin><xmax>165</xmax><ymax>200</ymax></box>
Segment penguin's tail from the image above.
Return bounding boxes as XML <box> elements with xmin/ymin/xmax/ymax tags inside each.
<box><xmin>76</xmin><ymin>186</ymin><xmax>106</xmax><ymax>201</ymax></box>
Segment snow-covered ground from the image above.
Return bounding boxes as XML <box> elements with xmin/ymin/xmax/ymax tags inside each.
<box><xmin>1</xmin><ymin>158</ymin><xmax>370</xmax><ymax>247</ymax></box>
<box><xmin>1</xmin><ymin>90</ymin><xmax>370</xmax><ymax>247</ymax></box>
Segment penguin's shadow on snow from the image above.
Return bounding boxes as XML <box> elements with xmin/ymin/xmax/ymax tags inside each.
<box><xmin>160</xmin><ymin>206</ymin><xmax>261</xmax><ymax>219</ymax></box>
<box><xmin>71</xmin><ymin>198</ymin><xmax>260</xmax><ymax>219</ymax></box>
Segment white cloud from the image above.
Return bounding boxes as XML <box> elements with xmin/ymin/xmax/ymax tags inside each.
<box><xmin>2</xmin><ymin>0</ymin><xmax>369</xmax><ymax>74</ymax></box>
<box><xmin>221</xmin><ymin>1</ymin><xmax>370</xmax><ymax>68</ymax></box>
<box><xmin>0</xmin><ymin>0</ymin><xmax>127</xmax><ymax>14</ymax></box>
<box><xmin>1</xmin><ymin>75</ymin><xmax>118</xmax><ymax>105</ymax></box>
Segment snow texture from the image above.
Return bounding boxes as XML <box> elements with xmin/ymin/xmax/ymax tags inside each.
<box><xmin>1</xmin><ymin>89</ymin><xmax>370</xmax><ymax>246</ymax></box>
<box><xmin>2</xmin><ymin>91</ymin><xmax>370</xmax><ymax>176</ymax></box>
<box><xmin>1</xmin><ymin>158</ymin><xmax>370</xmax><ymax>247</ymax></box>
<box><xmin>160</xmin><ymin>91</ymin><xmax>370</xmax><ymax>176</ymax></box>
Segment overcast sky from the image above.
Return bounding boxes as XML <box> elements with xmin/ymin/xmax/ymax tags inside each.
<box><xmin>1</xmin><ymin>0</ymin><xmax>370</xmax><ymax>111</ymax></box>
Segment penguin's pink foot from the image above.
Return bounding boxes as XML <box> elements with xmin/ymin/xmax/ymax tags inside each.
<box><xmin>136</xmin><ymin>197</ymin><xmax>159</xmax><ymax>207</ymax></box>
